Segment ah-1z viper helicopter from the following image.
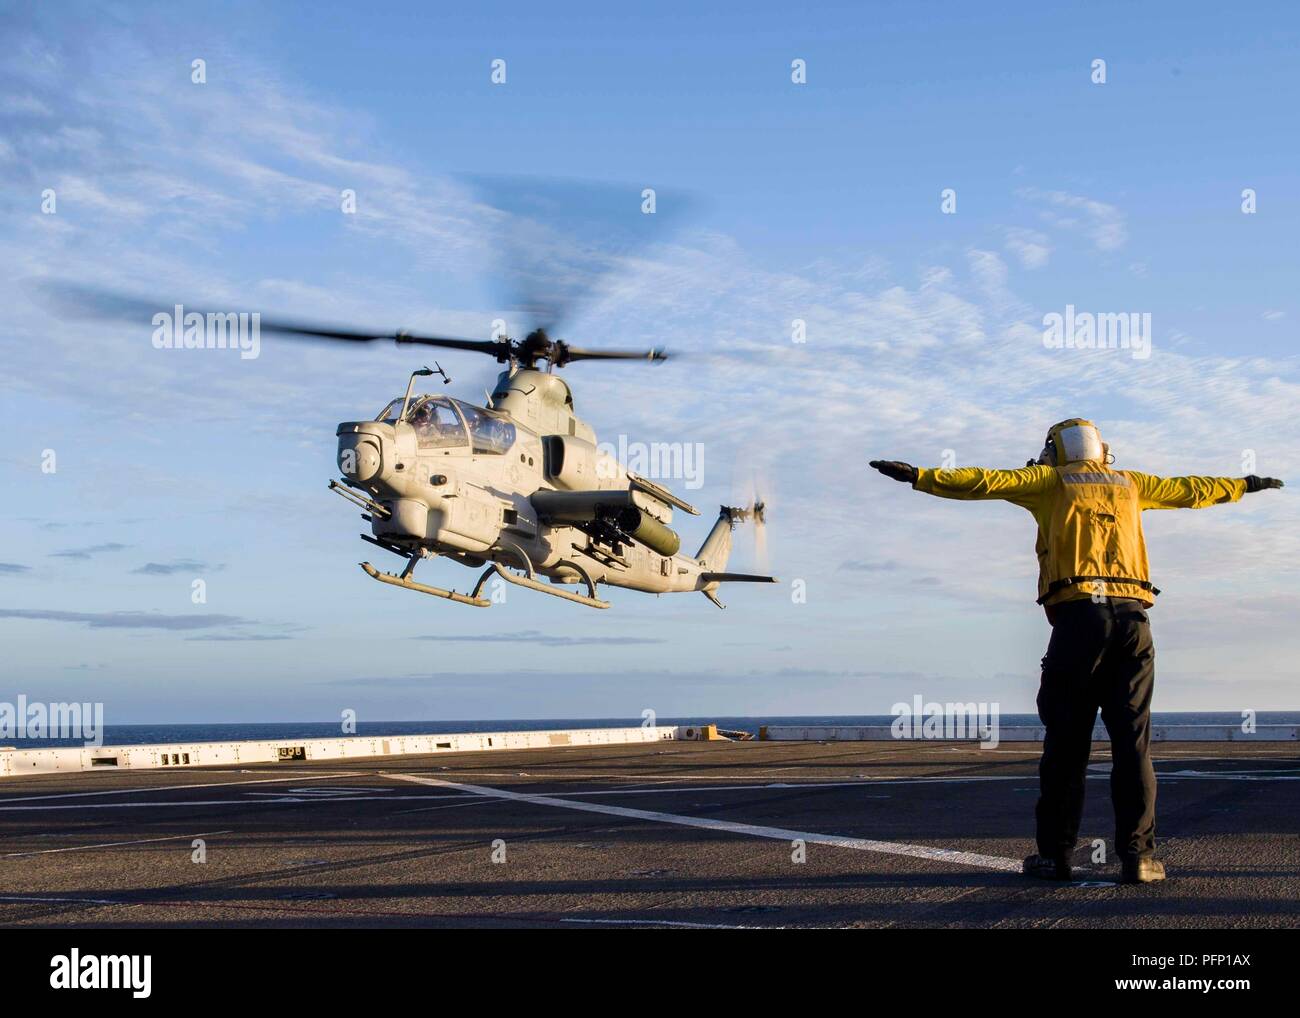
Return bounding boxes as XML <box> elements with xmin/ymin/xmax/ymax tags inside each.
<box><xmin>260</xmin><ymin>317</ymin><xmax>775</xmax><ymax>610</ymax></box>
<box><xmin>50</xmin><ymin>181</ymin><xmax>773</xmax><ymax>610</ymax></box>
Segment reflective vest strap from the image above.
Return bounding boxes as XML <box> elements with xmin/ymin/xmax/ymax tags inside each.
<box><xmin>1036</xmin><ymin>575</ymin><xmax>1161</xmax><ymax>605</ymax></box>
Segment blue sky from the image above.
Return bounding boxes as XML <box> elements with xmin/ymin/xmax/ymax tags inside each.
<box><xmin>1</xmin><ymin>0</ymin><xmax>1297</xmax><ymax>723</ymax></box>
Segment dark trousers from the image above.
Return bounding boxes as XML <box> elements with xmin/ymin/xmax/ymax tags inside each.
<box><xmin>1035</xmin><ymin>597</ymin><xmax>1157</xmax><ymax>862</ymax></box>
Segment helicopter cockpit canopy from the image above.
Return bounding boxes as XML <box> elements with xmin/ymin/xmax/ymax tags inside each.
<box><xmin>456</xmin><ymin>400</ymin><xmax>516</xmax><ymax>454</ymax></box>
<box><xmin>375</xmin><ymin>397</ymin><xmax>409</xmax><ymax>423</ymax></box>
<box><xmin>374</xmin><ymin>395</ymin><xmax>515</xmax><ymax>454</ymax></box>
<box><xmin>410</xmin><ymin>396</ymin><xmax>467</xmax><ymax>449</ymax></box>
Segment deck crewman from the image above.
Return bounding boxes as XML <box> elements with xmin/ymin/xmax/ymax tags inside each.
<box><xmin>870</xmin><ymin>418</ymin><xmax>1284</xmax><ymax>883</ymax></box>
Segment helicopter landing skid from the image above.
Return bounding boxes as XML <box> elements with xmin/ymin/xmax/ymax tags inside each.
<box><xmin>359</xmin><ymin>561</ymin><xmax>491</xmax><ymax>607</ymax></box>
<box><xmin>471</xmin><ymin>562</ymin><xmax>610</xmax><ymax>610</ymax></box>
<box><xmin>469</xmin><ymin>542</ymin><xmax>609</xmax><ymax>609</ymax></box>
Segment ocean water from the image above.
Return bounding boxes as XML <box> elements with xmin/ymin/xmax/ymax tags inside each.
<box><xmin>5</xmin><ymin>712</ymin><xmax>1298</xmax><ymax>748</ymax></box>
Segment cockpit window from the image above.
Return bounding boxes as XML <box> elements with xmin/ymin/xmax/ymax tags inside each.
<box><xmin>409</xmin><ymin>396</ymin><xmax>468</xmax><ymax>449</ymax></box>
<box><xmin>376</xmin><ymin>398</ymin><xmax>406</xmax><ymax>423</ymax></box>
<box><xmin>456</xmin><ymin>401</ymin><xmax>516</xmax><ymax>455</ymax></box>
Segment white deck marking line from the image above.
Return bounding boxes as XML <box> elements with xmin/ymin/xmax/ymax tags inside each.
<box><xmin>0</xmin><ymin>771</ymin><xmax>365</xmax><ymax>803</ymax></box>
<box><xmin>0</xmin><ymin>895</ymin><xmax>122</xmax><ymax>905</ymax></box>
<box><xmin>387</xmin><ymin>773</ymin><xmax>1024</xmax><ymax>874</ymax></box>
<box><xmin>1</xmin><ymin>829</ymin><xmax>233</xmax><ymax>859</ymax></box>
<box><xmin>0</xmin><ymin>794</ymin><xmax>470</xmax><ymax>812</ymax></box>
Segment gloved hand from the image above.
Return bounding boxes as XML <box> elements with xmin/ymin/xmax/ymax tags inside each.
<box><xmin>1245</xmin><ymin>475</ymin><xmax>1284</xmax><ymax>493</ymax></box>
<box><xmin>869</xmin><ymin>460</ymin><xmax>919</xmax><ymax>485</ymax></box>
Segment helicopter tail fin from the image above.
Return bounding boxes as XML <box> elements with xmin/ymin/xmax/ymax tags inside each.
<box><xmin>695</xmin><ymin>507</ymin><xmax>736</xmax><ymax>571</ymax></box>
<box><xmin>696</xmin><ymin>506</ymin><xmax>776</xmax><ymax>610</ymax></box>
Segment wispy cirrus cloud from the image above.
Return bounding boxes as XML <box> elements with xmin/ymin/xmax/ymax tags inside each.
<box><xmin>132</xmin><ymin>559</ymin><xmax>219</xmax><ymax>575</ymax></box>
<box><xmin>184</xmin><ymin>633</ymin><xmax>293</xmax><ymax>642</ymax></box>
<box><xmin>414</xmin><ymin>629</ymin><xmax>665</xmax><ymax>647</ymax></box>
<box><xmin>0</xmin><ymin>608</ymin><xmax>302</xmax><ymax>640</ymax></box>
<box><xmin>838</xmin><ymin>560</ymin><xmax>901</xmax><ymax>573</ymax></box>
<box><xmin>49</xmin><ymin>543</ymin><xmax>129</xmax><ymax>560</ymax></box>
<box><xmin>1004</xmin><ymin>227</ymin><xmax>1051</xmax><ymax>269</ymax></box>
<box><xmin>1019</xmin><ymin>187</ymin><xmax>1127</xmax><ymax>252</ymax></box>
<box><xmin>0</xmin><ymin>608</ymin><xmax>251</xmax><ymax>630</ymax></box>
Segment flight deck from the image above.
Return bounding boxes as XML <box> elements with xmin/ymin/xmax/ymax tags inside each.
<box><xmin>2</xmin><ymin>738</ymin><xmax>1297</xmax><ymax>929</ymax></box>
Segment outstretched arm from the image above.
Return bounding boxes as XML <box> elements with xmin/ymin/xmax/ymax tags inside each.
<box><xmin>1130</xmin><ymin>472</ymin><xmax>1283</xmax><ymax>510</ymax></box>
<box><xmin>869</xmin><ymin>460</ymin><xmax>1054</xmax><ymax>505</ymax></box>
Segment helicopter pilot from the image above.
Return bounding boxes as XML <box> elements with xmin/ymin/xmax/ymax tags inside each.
<box><xmin>410</xmin><ymin>399</ymin><xmax>458</xmax><ymax>447</ymax></box>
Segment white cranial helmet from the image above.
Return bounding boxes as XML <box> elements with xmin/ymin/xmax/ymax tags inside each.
<box><xmin>1039</xmin><ymin>418</ymin><xmax>1106</xmax><ymax>465</ymax></box>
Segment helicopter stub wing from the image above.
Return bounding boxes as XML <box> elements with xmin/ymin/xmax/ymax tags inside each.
<box><xmin>628</xmin><ymin>473</ymin><xmax>699</xmax><ymax>515</ymax></box>
<box><xmin>532</xmin><ymin>488</ymin><xmax>682</xmax><ymax>558</ymax></box>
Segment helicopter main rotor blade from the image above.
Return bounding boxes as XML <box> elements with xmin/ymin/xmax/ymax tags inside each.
<box><xmin>37</xmin><ymin>283</ymin><xmax>510</xmax><ymax>360</ymax></box>
<box><xmin>256</xmin><ymin>321</ymin><xmax>507</xmax><ymax>359</ymax></box>
<box><xmin>557</xmin><ymin>345</ymin><xmax>668</xmax><ymax>364</ymax></box>
<box><xmin>40</xmin><ymin>281</ymin><xmax>675</xmax><ymax>369</ymax></box>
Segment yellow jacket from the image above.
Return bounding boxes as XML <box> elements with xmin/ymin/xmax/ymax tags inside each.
<box><xmin>914</xmin><ymin>462</ymin><xmax>1246</xmax><ymax>606</ymax></box>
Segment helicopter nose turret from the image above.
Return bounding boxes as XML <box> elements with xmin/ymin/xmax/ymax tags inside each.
<box><xmin>342</xmin><ymin>437</ymin><xmax>382</xmax><ymax>482</ymax></box>
<box><xmin>337</xmin><ymin>422</ymin><xmax>392</xmax><ymax>484</ymax></box>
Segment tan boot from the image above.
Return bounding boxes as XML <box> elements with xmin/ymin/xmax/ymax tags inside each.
<box><xmin>1121</xmin><ymin>857</ymin><xmax>1166</xmax><ymax>883</ymax></box>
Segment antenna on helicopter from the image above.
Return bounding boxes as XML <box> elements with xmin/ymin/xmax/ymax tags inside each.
<box><xmin>400</xmin><ymin>366</ymin><xmax>436</xmax><ymax>421</ymax></box>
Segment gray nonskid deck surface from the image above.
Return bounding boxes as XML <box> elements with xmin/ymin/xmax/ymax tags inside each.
<box><xmin>1</xmin><ymin>741</ymin><xmax>1296</xmax><ymax>929</ymax></box>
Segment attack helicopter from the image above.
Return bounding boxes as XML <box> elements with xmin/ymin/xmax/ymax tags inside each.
<box><xmin>299</xmin><ymin>319</ymin><xmax>775</xmax><ymax>610</ymax></box>
<box><xmin>46</xmin><ymin>180</ymin><xmax>776</xmax><ymax>610</ymax></box>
